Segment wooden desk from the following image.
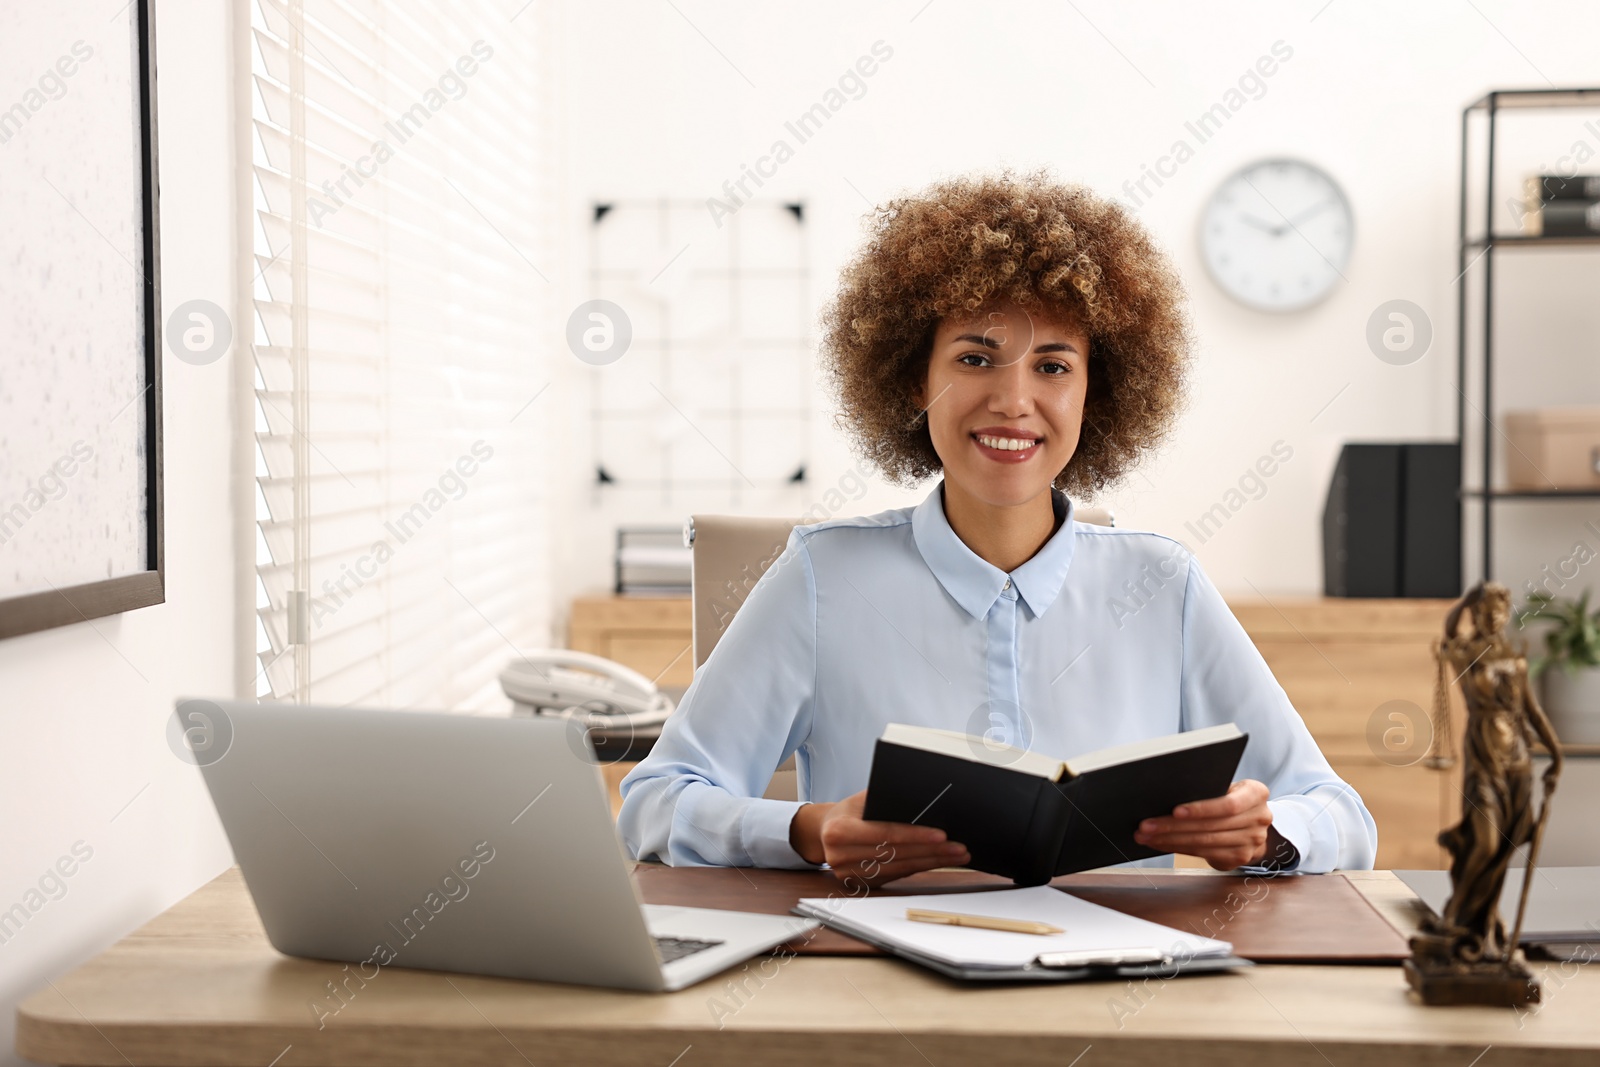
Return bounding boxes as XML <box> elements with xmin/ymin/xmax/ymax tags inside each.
<box><xmin>18</xmin><ymin>868</ymin><xmax>1600</xmax><ymax>1066</ymax></box>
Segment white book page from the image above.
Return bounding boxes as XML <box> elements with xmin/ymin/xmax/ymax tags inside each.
<box><xmin>796</xmin><ymin>886</ymin><xmax>1233</xmax><ymax>969</ymax></box>
<box><xmin>879</xmin><ymin>722</ymin><xmax>1241</xmax><ymax>780</ymax></box>
<box><xmin>1065</xmin><ymin>723</ymin><xmax>1242</xmax><ymax>775</ymax></box>
<box><xmin>880</xmin><ymin>723</ymin><xmax>1066</xmax><ymax>779</ymax></box>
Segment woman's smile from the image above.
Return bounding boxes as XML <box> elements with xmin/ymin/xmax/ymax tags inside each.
<box><xmin>971</xmin><ymin>426</ymin><xmax>1044</xmax><ymax>463</ymax></box>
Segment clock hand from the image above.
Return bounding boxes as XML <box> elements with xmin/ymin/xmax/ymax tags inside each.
<box><xmin>1276</xmin><ymin>199</ymin><xmax>1335</xmax><ymax>235</ymax></box>
<box><xmin>1238</xmin><ymin>214</ymin><xmax>1279</xmax><ymax>233</ymax></box>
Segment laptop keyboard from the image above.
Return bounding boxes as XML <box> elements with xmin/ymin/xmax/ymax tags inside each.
<box><xmin>653</xmin><ymin>935</ymin><xmax>724</xmax><ymax>964</ymax></box>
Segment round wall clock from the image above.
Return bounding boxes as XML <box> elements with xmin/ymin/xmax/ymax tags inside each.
<box><xmin>1200</xmin><ymin>158</ymin><xmax>1354</xmax><ymax>312</ymax></box>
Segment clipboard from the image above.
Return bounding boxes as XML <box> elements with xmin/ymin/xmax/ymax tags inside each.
<box><xmin>794</xmin><ymin>909</ymin><xmax>1253</xmax><ymax>982</ymax></box>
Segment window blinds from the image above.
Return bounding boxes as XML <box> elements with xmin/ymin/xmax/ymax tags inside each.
<box><xmin>247</xmin><ymin>0</ymin><xmax>552</xmax><ymax>709</ymax></box>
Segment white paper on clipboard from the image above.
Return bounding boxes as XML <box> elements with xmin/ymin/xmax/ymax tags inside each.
<box><xmin>796</xmin><ymin>885</ymin><xmax>1234</xmax><ymax>970</ymax></box>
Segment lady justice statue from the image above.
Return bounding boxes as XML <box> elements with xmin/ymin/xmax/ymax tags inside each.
<box><xmin>1407</xmin><ymin>582</ymin><xmax>1564</xmax><ymax>1006</ymax></box>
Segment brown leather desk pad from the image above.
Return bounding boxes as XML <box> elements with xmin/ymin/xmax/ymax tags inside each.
<box><xmin>633</xmin><ymin>866</ymin><xmax>1410</xmax><ymax>963</ymax></box>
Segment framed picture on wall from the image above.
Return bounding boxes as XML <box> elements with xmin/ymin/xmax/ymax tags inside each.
<box><xmin>0</xmin><ymin>0</ymin><xmax>163</xmax><ymax>640</ymax></box>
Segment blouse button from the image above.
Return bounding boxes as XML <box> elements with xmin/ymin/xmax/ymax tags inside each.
<box><xmin>1003</xmin><ymin>579</ymin><xmax>1012</xmax><ymax>590</ymax></box>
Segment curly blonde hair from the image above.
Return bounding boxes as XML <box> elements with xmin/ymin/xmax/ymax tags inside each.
<box><xmin>818</xmin><ymin>169</ymin><xmax>1192</xmax><ymax>497</ymax></box>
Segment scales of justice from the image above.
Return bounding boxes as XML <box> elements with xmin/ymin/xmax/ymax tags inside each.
<box><xmin>1407</xmin><ymin>582</ymin><xmax>1565</xmax><ymax>1006</ymax></box>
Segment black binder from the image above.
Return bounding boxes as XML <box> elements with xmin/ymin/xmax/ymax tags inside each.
<box><xmin>1322</xmin><ymin>442</ymin><xmax>1460</xmax><ymax>598</ymax></box>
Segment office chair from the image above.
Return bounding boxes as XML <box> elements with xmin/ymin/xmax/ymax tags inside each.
<box><xmin>684</xmin><ymin>502</ymin><xmax>1114</xmax><ymax>801</ymax></box>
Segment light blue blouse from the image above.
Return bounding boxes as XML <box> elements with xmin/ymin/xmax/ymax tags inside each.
<box><xmin>618</xmin><ymin>481</ymin><xmax>1377</xmax><ymax>874</ymax></box>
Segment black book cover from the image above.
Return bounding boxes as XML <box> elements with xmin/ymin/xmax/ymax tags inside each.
<box><xmin>862</xmin><ymin>731</ymin><xmax>1248</xmax><ymax>886</ymax></box>
<box><xmin>1050</xmin><ymin>736</ymin><xmax>1248</xmax><ymax>876</ymax></box>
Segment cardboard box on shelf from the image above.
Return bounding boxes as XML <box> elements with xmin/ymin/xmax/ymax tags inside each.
<box><xmin>1504</xmin><ymin>407</ymin><xmax>1600</xmax><ymax>491</ymax></box>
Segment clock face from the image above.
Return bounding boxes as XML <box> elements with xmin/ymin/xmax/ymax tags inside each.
<box><xmin>1200</xmin><ymin>158</ymin><xmax>1353</xmax><ymax>312</ymax></box>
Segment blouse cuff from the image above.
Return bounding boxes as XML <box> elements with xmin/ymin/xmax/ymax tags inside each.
<box><xmin>738</xmin><ymin>796</ymin><xmax>814</xmax><ymax>869</ymax></box>
<box><xmin>1237</xmin><ymin>797</ymin><xmax>1316</xmax><ymax>874</ymax></box>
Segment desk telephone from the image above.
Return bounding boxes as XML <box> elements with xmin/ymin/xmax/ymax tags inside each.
<box><xmin>499</xmin><ymin>650</ymin><xmax>676</xmax><ymax>729</ymax></box>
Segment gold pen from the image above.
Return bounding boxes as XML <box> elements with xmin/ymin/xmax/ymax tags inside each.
<box><xmin>905</xmin><ymin>908</ymin><xmax>1064</xmax><ymax>936</ymax></box>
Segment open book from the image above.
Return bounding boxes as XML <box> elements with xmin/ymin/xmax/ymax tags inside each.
<box><xmin>861</xmin><ymin>722</ymin><xmax>1248</xmax><ymax>885</ymax></box>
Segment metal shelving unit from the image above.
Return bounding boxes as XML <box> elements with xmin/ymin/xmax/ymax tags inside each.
<box><xmin>1458</xmin><ymin>87</ymin><xmax>1600</xmax><ymax>583</ymax></box>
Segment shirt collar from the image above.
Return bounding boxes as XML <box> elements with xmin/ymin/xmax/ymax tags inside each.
<box><xmin>911</xmin><ymin>480</ymin><xmax>1078</xmax><ymax>620</ymax></box>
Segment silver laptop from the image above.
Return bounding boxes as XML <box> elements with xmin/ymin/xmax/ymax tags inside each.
<box><xmin>1397</xmin><ymin>868</ymin><xmax>1600</xmax><ymax>945</ymax></box>
<box><xmin>190</xmin><ymin>699</ymin><xmax>816</xmax><ymax>991</ymax></box>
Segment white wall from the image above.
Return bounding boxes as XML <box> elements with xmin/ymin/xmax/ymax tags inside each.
<box><xmin>547</xmin><ymin>0</ymin><xmax>1600</xmax><ymax>620</ymax></box>
<box><xmin>0</xmin><ymin>3</ymin><xmax>236</xmax><ymax>1063</ymax></box>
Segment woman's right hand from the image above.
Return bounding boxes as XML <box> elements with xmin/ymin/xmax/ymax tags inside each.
<box><xmin>789</xmin><ymin>789</ymin><xmax>970</xmax><ymax>886</ymax></box>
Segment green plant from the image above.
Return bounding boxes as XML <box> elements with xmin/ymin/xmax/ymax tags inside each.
<box><xmin>1517</xmin><ymin>590</ymin><xmax>1600</xmax><ymax>677</ymax></box>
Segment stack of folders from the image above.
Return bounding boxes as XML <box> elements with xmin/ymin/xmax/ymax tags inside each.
<box><xmin>793</xmin><ymin>885</ymin><xmax>1250</xmax><ymax>982</ymax></box>
<box><xmin>1523</xmin><ymin>174</ymin><xmax>1600</xmax><ymax>236</ymax></box>
<box><xmin>614</xmin><ymin>527</ymin><xmax>692</xmax><ymax>595</ymax></box>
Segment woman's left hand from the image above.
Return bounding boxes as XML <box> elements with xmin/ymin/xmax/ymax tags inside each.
<box><xmin>1134</xmin><ymin>779</ymin><xmax>1279</xmax><ymax>870</ymax></box>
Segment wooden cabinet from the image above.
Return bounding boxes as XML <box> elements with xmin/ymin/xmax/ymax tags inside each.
<box><xmin>572</xmin><ymin>594</ymin><xmax>1460</xmax><ymax>868</ymax></box>
<box><xmin>1231</xmin><ymin>598</ymin><xmax>1462</xmax><ymax>870</ymax></box>
<box><xmin>568</xmin><ymin>596</ymin><xmax>693</xmax><ymax>821</ymax></box>
<box><xmin>568</xmin><ymin>595</ymin><xmax>694</xmax><ymax>689</ymax></box>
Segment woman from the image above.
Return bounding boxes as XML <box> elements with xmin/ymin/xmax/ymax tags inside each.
<box><xmin>619</xmin><ymin>170</ymin><xmax>1377</xmax><ymax>885</ymax></box>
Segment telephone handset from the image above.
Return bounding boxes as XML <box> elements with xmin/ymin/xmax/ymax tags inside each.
<box><xmin>499</xmin><ymin>650</ymin><xmax>675</xmax><ymax>729</ymax></box>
